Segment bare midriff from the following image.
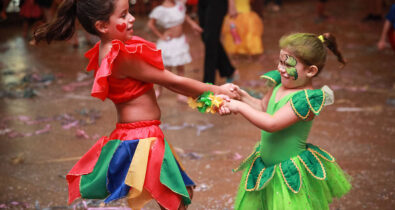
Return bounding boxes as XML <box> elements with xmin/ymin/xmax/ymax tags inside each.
<box><xmin>163</xmin><ymin>24</ymin><xmax>183</xmax><ymax>39</ymax></box>
<box><xmin>115</xmin><ymin>88</ymin><xmax>161</xmax><ymax>123</ymax></box>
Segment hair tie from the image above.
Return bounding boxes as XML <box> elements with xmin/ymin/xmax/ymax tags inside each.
<box><xmin>318</xmin><ymin>35</ymin><xmax>325</xmax><ymax>43</ymax></box>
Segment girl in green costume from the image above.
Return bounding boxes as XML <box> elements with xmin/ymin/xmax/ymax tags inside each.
<box><xmin>219</xmin><ymin>32</ymin><xmax>350</xmax><ymax>209</ymax></box>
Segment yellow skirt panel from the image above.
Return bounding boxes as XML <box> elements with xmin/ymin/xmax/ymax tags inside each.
<box><xmin>222</xmin><ymin>12</ymin><xmax>264</xmax><ymax>55</ymax></box>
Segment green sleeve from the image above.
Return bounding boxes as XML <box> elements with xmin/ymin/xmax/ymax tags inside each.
<box><xmin>290</xmin><ymin>89</ymin><xmax>326</xmax><ymax>120</ymax></box>
<box><xmin>260</xmin><ymin>70</ymin><xmax>281</xmax><ymax>87</ymax></box>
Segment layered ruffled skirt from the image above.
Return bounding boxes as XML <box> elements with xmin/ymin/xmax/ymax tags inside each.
<box><xmin>222</xmin><ymin>11</ymin><xmax>264</xmax><ymax>55</ymax></box>
<box><xmin>234</xmin><ymin>143</ymin><xmax>351</xmax><ymax>210</ymax></box>
<box><xmin>67</xmin><ymin>120</ymin><xmax>194</xmax><ymax>210</ymax></box>
<box><xmin>156</xmin><ymin>35</ymin><xmax>192</xmax><ymax>67</ymax></box>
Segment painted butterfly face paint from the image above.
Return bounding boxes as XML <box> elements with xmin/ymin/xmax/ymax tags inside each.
<box><xmin>280</xmin><ymin>54</ymin><xmax>298</xmax><ymax>80</ymax></box>
<box><xmin>116</xmin><ymin>23</ymin><xmax>126</xmax><ymax>32</ymax></box>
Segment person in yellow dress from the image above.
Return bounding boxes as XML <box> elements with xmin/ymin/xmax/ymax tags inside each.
<box><xmin>222</xmin><ymin>0</ymin><xmax>264</xmax><ymax>55</ymax></box>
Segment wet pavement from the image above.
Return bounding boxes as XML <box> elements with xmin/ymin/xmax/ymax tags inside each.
<box><xmin>1</xmin><ymin>0</ymin><xmax>395</xmax><ymax>209</ymax></box>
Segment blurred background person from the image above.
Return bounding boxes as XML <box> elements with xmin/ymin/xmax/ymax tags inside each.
<box><xmin>198</xmin><ymin>0</ymin><xmax>239</xmax><ymax>84</ymax></box>
<box><xmin>264</xmin><ymin>0</ymin><xmax>282</xmax><ymax>12</ymax></box>
<box><xmin>19</xmin><ymin>0</ymin><xmax>43</xmax><ymax>44</ymax></box>
<box><xmin>222</xmin><ymin>0</ymin><xmax>264</xmax><ymax>57</ymax></box>
<box><xmin>378</xmin><ymin>3</ymin><xmax>395</xmax><ymax>51</ymax></box>
<box><xmin>362</xmin><ymin>0</ymin><xmax>383</xmax><ymax>21</ymax></box>
<box><xmin>148</xmin><ymin>0</ymin><xmax>203</xmax><ymax>101</ymax></box>
<box><xmin>1</xmin><ymin>0</ymin><xmax>11</xmax><ymax>20</ymax></box>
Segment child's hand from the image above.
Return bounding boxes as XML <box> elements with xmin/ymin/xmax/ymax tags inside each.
<box><xmin>220</xmin><ymin>83</ymin><xmax>240</xmax><ymax>100</ymax></box>
<box><xmin>237</xmin><ymin>88</ymin><xmax>250</xmax><ymax>100</ymax></box>
<box><xmin>216</xmin><ymin>94</ymin><xmax>231</xmax><ymax>102</ymax></box>
<box><xmin>218</xmin><ymin>85</ymin><xmax>240</xmax><ymax>100</ymax></box>
<box><xmin>218</xmin><ymin>99</ymin><xmax>241</xmax><ymax>115</ymax></box>
<box><xmin>191</xmin><ymin>22</ymin><xmax>203</xmax><ymax>34</ymax></box>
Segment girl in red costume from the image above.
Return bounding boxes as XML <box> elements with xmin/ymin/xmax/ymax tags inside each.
<box><xmin>34</xmin><ymin>0</ymin><xmax>238</xmax><ymax>209</ymax></box>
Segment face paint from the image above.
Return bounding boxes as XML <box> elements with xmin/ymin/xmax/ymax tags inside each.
<box><xmin>280</xmin><ymin>54</ymin><xmax>298</xmax><ymax>80</ymax></box>
<box><xmin>116</xmin><ymin>23</ymin><xmax>126</xmax><ymax>32</ymax></box>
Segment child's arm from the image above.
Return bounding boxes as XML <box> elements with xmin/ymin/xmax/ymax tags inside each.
<box><xmin>378</xmin><ymin>19</ymin><xmax>391</xmax><ymax>50</ymax></box>
<box><xmin>222</xmin><ymin>99</ymin><xmax>305</xmax><ymax>132</ymax></box>
<box><xmin>185</xmin><ymin>15</ymin><xmax>203</xmax><ymax>34</ymax></box>
<box><xmin>147</xmin><ymin>18</ymin><xmax>167</xmax><ymax>40</ymax></box>
<box><xmin>116</xmin><ymin>55</ymin><xmax>239</xmax><ymax>98</ymax></box>
<box><xmin>227</xmin><ymin>84</ymin><xmax>272</xmax><ymax>112</ymax></box>
<box><xmin>228</xmin><ymin>0</ymin><xmax>237</xmax><ymax>18</ymax></box>
<box><xmin>237</xmin><ymin>87</ymin><xmax>273</xmax><ymax>112</ymax></box>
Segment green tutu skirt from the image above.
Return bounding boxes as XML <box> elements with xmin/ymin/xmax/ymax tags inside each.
<box><xmin>234</xmin><ymin>143</ymin><xmax>351</xmax><ymax>210</ymax></box>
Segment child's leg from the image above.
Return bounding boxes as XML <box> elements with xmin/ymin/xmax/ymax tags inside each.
<box><xmin>178</xmin><ymin>186</ymin><xmax>194</xmax><ymax>210</ymax></box>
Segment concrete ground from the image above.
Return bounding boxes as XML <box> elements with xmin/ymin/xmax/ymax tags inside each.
<box><xmin>0</xmin><ymin>0</ymin><xmax>394</xmax><ymax>209</ymax></box>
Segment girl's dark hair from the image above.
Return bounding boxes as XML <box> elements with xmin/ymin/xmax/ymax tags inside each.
<box><xmin>34</xmin><ymin>0</ymin><xmax>116</xmax><ymax>43</ymax></box>
<box><xmin>279</xmin><ymin>32</ymin><xmax>346</xmax><ymax>73</ymax></box>
<box><xmin>321</xmin><ymin>33</ymin><xmax>346</xmax><ymax>66</ymax></box>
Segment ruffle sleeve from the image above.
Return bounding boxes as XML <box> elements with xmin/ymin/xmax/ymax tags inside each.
<box><xmin>260</xmin><ymin>70</ymin><xmax>281</xmax><ymax>87</ymax></box>
<box><xmin>84</xmin><ymin>36</ymin><xmax>164</xmax><ymax>101</ymax></box>
<box><xmin>290</xmin><ymin>86</ymin><xmax>334</xmax><ymax>120</ymax></box>
<box><xmin>148</xmin><ymin>6</ymin><xmax>162</xmax><ymax>20</ymax></box>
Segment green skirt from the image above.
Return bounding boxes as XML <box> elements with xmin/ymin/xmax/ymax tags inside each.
<box><xmin>234</xmin><ymin>143</ymin><xmax>351</xmax><ymax>210</ymax></box>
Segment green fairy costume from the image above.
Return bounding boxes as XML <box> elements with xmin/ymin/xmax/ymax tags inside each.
<box><xmin>234</xmin><ymin>70</ymin><xmax>351</xmax><ymax>210</ymax></box>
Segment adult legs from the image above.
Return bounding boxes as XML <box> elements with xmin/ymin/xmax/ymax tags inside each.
<box><xmin>198</xmin><ymin>0</ymin><xmax>235</xmax><ymax>84</ymax></box>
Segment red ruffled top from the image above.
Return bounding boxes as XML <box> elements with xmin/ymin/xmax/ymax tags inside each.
<box><xmin>85</xmin><ymin>36</ymin><xmax>164</xmax><ymax>104</ymax></box>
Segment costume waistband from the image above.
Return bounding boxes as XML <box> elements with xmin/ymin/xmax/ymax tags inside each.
<box><xmin>115</xmin><ymin>120</ymin><xmax>161</xmax><ymax>129</ymax></box>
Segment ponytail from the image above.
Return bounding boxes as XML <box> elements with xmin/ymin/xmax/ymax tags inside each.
<box><xmin>34</xmin><ymin>0</ymin><xmax>77</xmax><ymax>43</ymax></box>
<box><xmin>321</xmin><ymin>33</ymin><xmax>346</xmax><ymax>66</ymax></box>
<box><xmin>280</xmin><ymin>32</ymin><xmax>346</xmax><ymax>74</ymax></box>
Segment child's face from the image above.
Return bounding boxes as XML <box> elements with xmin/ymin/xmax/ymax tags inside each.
<box><xmin>277</xmin><ymin>49</ymin><xmax>316</xmax><ymax>88</ymax></box>
<box><xmin>107</xmin><ymin>0</ymin><xmax>135</xmax><ymax>41</ymax></box>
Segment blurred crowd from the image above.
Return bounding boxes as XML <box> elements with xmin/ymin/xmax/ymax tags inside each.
<box><xmin>1</xmin><ymin>0</ymin><xmax>394</xmax><ymax>51</ymax></box>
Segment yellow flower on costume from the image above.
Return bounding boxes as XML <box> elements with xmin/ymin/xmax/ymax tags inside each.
<box><xmin>210</xmin><ymin>95</ymin><xmax>223</xmax><ymax>108</ymax></box>
<box><xmin>188</xmin><ymin>91</ymin><xmax>223</xmax><ymax>114</ymax></box>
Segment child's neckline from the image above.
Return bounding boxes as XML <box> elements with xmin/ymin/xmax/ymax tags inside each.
<box><xmin>273</xmin><ymin>84</ymin><xmax>311</xmax><ymax>104</ymax></box>
<box><xmin>273</xmin><ymin>85</ymin><xmax>292</xmax><ymax>104</ymax></box>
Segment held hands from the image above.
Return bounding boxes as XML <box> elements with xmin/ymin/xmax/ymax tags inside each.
<box><xmin>217</xmin><ymin>98</ymin><xmax>241</xmax><ymax>115</ymax></box>
<box><xmin>219</xmin><ymin>83</ymin><xmax>240</xmax><ymax>100</ymax></box>
<box><xmin>216</xmin><ymin>83</ymin><xmax>245</xmax><ymax>115</ymax></box>
<box><xmin>220</xmin><ymin>83</ymin><xmax>251</xmax><ymax>100</ymax></box>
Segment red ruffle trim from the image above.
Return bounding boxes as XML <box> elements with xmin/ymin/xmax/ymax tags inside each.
<box><xmin>84</xmin><ymin>36</ymin><xmax>165</xmax><ymax>101</ymax></box>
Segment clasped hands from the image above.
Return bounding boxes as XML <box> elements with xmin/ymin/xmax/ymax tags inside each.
<box><xmin>217</xmin><ymin>83</ymin><xmax>246</xmax><ymax>115</ymax></box>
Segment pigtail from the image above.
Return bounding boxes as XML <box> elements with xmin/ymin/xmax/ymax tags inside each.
<box><xmin>322</xmin><ymin>33</ymin><xmax>346</xmax><ymax>66</ymax></box>
<box><xmin>34</xmin><ymin>0</ymin><xmax>77</xmax><ymax>43</ymax></box>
